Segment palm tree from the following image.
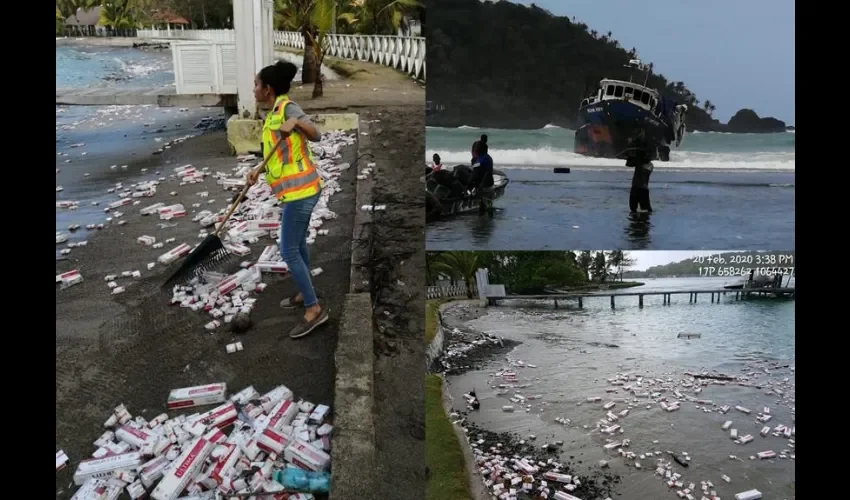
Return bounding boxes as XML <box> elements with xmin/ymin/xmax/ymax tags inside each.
<box><xmin>275</xmin><ymin>0</ymin><xmax>319</xmax><ymax>84</ymax></box>
<box><xmin>606</xmin><ymin>250</ymin><xmax>635</xmax><ymax>281</ymax></box>
<box><xmin>100</xmin><ymin>0</ymin><xmax>138</xmax><ymax>30</ymax></box>
<box><xmin>591</xmin><ymin>251</ymin><xmax>609</xmax><ymax>282</ymax></box>
<box><xmin>430</xmin><ymin>252</ymin><xmax>480</xmax><ymax>299</ymax></box>
<box><xmin>607</xmin><ymin>251</ymin><xmax>624</xmax><ymax>281</ymax></box>
<box><xmin>577</xmin><ymin>251</ymin><xmax>593</xmax><ymax>281</ymax></box>
<box><xmin>353</xmin><ymin>0</ymin><xmax>420</xmax><ymax>35</ymax></box>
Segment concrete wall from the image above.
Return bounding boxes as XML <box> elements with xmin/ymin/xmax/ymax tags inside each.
<box><xmin>226</xmin><ymin>112</ymin><xmax>359</xmax><ymax>155</ymax></box>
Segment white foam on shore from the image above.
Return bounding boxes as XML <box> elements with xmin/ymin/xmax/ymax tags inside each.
<box><xmin>427</xmin><ymin>147</ymin><xmax>795</xmax><ymax>172</ymax></box>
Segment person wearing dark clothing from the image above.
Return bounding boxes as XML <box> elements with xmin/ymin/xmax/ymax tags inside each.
<box><xmin>471</xmin><ymin>134</ymin><xmax>488</xmax><ymax>164</ymax></box>
<box><xmin>468</xmin><ymin>142</ymin><xmax>494</xmax><ymax>191</ymax></box>
<box><xmin>625</xmin><ymin>131</ymin><xmax>654</xmax><ymax>213</ymax></box>
<box><xmin>628</xmin><ymin>161</ymin><xmax>653</xmax><ymax>212</ymax></box>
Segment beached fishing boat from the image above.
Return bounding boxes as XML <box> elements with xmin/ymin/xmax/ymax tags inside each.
<box><xmin>574</xmin><ymin>59</ymin><xmax>688</xmax><ymax>162</ymax></box>
<box><xmin>425</xmin><ymin>167</ymin><xmax>509</xmax><ymax>221</ymax></box>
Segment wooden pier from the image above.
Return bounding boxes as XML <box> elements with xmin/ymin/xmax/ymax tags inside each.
<box><xmin>56</xmin><ymin>87</ymin><xmax>235</xmax><ymax>107</ymax></box>
<box><xmin>486</xmin><ymin>287</ymin><xmax>795</xmax><ymax>309</ymax></box>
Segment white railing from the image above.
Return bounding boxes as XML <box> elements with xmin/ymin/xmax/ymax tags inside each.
<box><xmin>137</xmin><ymin>29</ymin><xmax>425</xmax><ymax>81</ymax></box>
<box><xmin>426</xmin><ymin>284</ymin><xmax>478</xmax><ymax>300</ymax></box>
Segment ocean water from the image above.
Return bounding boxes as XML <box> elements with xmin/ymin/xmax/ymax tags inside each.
<box><xmin>56</xmin><ymin>42</ymin><xmax>220</xmax><ymax>255</ymax></box>
<box><xmin>426</xmin><ymin>126</ymin><xmax>795</xmax><ymax>250</ymax></box>
<box><xmin>445</xmin><ymin>277</ymin><xmax>795</xmax><ymax>498</ymax></box>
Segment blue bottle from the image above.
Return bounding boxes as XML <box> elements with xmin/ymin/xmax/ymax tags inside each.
<box><xmin>273</xmin><ymin>468</ymin><xmax>331</xmax><ymax>494</ymax></box>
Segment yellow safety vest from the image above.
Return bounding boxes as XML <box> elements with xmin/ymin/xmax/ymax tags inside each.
<box><xmin>262</xmin><ymin>95</ymin><xmax>322</xmax><ymax>202</ymax></box>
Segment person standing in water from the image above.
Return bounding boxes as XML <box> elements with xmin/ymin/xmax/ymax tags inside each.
<box><xmin>246</xmin><ymin>61</ymin><xmax>329</xmax><ymax>339</ymax></box>
<box><xmin>626</xmin><ymin>132</ymin><xmax>654</xmax><ymax>213</ymax></box>
<box><xmin>628</xmin><ymin>159</ymin><xmax>653</xmax><ymax>213</ymax></box>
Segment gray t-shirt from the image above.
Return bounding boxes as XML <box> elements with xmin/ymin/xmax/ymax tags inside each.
<box><xmin>283</xmin><ymin>102</ymin><xmax>319</xmax><ymax>141</ymax></box>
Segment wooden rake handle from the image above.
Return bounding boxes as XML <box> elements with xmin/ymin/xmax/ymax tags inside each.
<box><xmin>213</xmin><ymin>135</ymin><xmax>286</xmax><ymax>237</ymax></box>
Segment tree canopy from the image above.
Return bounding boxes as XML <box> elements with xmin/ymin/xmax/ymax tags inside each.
<box><xmin>428</xmin><ymin>251</ymin><xmax>635</xmax><ymax>294</ymax></box>
<box><xmin>425</xmin><ymin>0</ymin><xmax>786</xmax><ymax>132</ymax></box>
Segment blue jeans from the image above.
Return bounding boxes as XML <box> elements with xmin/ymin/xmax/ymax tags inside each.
<box><xmin>280</xmin><ymin>193</ymin><xmax>320</xmax><ymax>307</ymax></box>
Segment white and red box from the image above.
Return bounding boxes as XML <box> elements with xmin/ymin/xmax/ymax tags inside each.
<box><xmin>116</xmin><ymin>424</ymin><xmax>159</xmax><ymax>449</ymax></box>
<box><xmin>56</xmin><ymin>450</ymin><xmax>70</xmax><ymax>471</ymax></box>
<box><xmin>283</xmin><ymin>440</ymin><xmax>331</xmax><ymax>472</ymax></box>
<box><xmin>247</xmin><ymin>219</ymin><xmax>280</xmax><ymax>231</ymax></box>
<box><xmin>267</xmin><ymin>400</ymin><xmax>299</xmax><ymax>431</ymax></box>
<box><xmin>167</xmin><ymin>383</ymin><xmax>227</xmax><ymax>410</ymax></box>
<box><xmin>139</xmin><ymin>455</ymin><xmax>171</xmax><ymax>488</ymax></box>
<box><xmin>73</xmin><ymin>452</ymin><xmax>144</xmax><ymax>485</ymax></box>
<box><xmin>151</xmin><ymin>438</ymin><xmax>214</xmax><ymax>500</ymax></box>
<box><xmin>259</xmin><ymin>385</ymin><xmax>294</xmax><ymax>413</ymax></box>
<box><xmin>193</xmin><ymin>402</ymin><xmax>238</xmax><ymax>429</ymax></box>
<box><xmin>257</xmin><ymin>427</ymin><xmax>292</xmax><ymax>455</ymax></box>
<box><xmin>205</xmin><ymin>444</ymin><xmax>242</xmax><ymax>485</ymax></box>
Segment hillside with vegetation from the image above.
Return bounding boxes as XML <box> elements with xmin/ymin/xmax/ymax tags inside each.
<box><xmin>426</xmin><ymin>0</ymin><xmax>786</xmax><ymax>133</ymax></box>
<box><xmin>623</xmin><ymin>251</ymin><xmax>796</xmax><ymax>278</ymax></box>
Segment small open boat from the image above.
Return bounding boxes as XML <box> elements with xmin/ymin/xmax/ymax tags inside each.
<box><xmin>425</xmin><ymin>167</ymin><xmax>509</xmax><ymax>221</ymax></box>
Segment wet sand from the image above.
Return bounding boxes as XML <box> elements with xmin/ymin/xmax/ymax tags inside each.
<box><xmin>440</xmin><ymin>303</ymin><xmax>796</xmax><ymax>499</ymax></box>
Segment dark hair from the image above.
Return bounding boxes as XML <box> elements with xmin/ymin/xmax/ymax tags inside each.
<box><xmin>258</xmin><ymin>61</ymin><xmax>298</xmax><ymax>96</ymax></box>
<box><xmin>478</xmin><ymin>142</ymin><xmax>488</xmax><ymax>154</ymax></box>
<box><xmin>433</xmin><ymin>153</ymin><xmax>441</xmax><ymax>162</ymax></box>
<box><xmin>480</xmin><ymin>134</ymin><xmax>488</xmax><ymax>144</ymax></box>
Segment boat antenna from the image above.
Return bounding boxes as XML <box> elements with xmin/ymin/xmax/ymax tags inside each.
<box><xmin>643</xmin><ymin>62</ymin><xmax>652</xmax><ymax>87</ymax></box>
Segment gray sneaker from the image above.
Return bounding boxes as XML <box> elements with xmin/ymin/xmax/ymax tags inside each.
<box><xmin>289</xmin><ymin>306</ymin><xmax>330</xmax><ymax>339</ymax></box>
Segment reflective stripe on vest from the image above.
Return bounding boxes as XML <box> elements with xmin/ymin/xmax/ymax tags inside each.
<box><xmin>262</xmin><ymin>95</ymin><xmax>322</xmax><ymax>202</ymax></box>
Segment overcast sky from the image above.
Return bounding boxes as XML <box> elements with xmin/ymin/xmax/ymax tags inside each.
<box><xmin>627</xmin><ymin>251</ymin><xmax>723</xmax><ymax>271</ymax></box>
<box><xmin>511</xmin><ymin>0</ymin><xmax>795</xmax><ymax>124</ymax></box>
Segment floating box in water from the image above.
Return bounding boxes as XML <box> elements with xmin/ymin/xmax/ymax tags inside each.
<box><xmin>677</xmin><ymin>332</ymin><xmax>701</xmax><ymax>339</ymax></box>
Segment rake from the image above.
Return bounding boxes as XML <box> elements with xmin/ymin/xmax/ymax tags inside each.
<box><xmin>161</xmin><ymin>136</ymin><xmax>285</xmax><ymax>291</ymax></box>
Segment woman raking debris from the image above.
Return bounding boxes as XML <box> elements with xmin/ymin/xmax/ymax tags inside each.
<box><xmin>246</xmin><ymin>61</ymin><xmax>328</xmax><ymax>339</ymax></box>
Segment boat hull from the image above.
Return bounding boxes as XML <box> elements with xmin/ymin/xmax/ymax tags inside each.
<box><xmin>574</xmin><ymin>100</ymin><xmax>675</xmax><ymax>161</ymax></box>
<box><xmin>426</xmin><ymin>171</ymin><xmax>509</xmax><ymax>221</ymax></box>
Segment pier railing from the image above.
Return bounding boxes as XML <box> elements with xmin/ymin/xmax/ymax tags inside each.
<box><xmin>136</xmin><ymin>29</ymin><xmax>425</xmax><ymax>81</ymax></box>
<box><xmin>487</xmin><ymin>287</ymin><xmax>796</xmax><ymax>309</ymax></box>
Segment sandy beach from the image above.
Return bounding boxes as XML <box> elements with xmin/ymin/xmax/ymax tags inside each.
<box><xmin>56</xmin><ymin>37</ymin><xmax>425</xmax><ymax>498</ymax></box>
<box><xmin>436</xmin><ymin>299</ymin><xmax>795</xmax><ymax>499</ymax></box>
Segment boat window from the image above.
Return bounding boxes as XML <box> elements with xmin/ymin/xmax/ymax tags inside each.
<box><xmin>633</xmin><ymin>90</ymin><xmax>643</xmax><ymax>102</ymax></box>
<box><xmin>606</xmin><ymin>85</ymin><xmax>615</xmax><ymax>96</ymax></box>
<box><xmin>641</xmin><ymin>93</ymin><xmax>650</xmax><ymax>105</ymax></box>
<box><xmin>614</xmin><ymin>85</ymin><xmax>624</xmax><ymax>97</ymax></box>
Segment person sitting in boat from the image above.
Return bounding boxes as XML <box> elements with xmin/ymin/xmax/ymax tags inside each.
<box><xmin>426</xmin><ymin>153</ymin><xmax>443</xmax><ymax>176</ymax></box>
<box><xmin>453</xmin><ymin>163</ymin><xmax>472</xmax><ymax>188</ymax></box>
<box><xmin>468</xmin><ymin>141</ymin><xmax>494</xmax><ymax>195</ymax></box>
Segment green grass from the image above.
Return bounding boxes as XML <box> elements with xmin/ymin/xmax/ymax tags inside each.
<box><xmin>426</xmin><ymin>298</ymin><xmax>454</xmax><ymax>344</ymax></box>
<box><xmin>426</xmin><ymin>374</ymin><xmax>473</xmax><ymax>500</ymax></box>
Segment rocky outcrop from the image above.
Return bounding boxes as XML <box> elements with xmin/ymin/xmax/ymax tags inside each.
<box><xmin>725</xmin><ymin>108</ymin><xmax>787</xmax><ymax>133</ymax></box>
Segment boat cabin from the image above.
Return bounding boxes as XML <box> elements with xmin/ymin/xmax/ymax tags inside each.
<box><xmin>580</xmin><ymin>79</ymin><xmax>660</xmax><ymax>113</ymax></box>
